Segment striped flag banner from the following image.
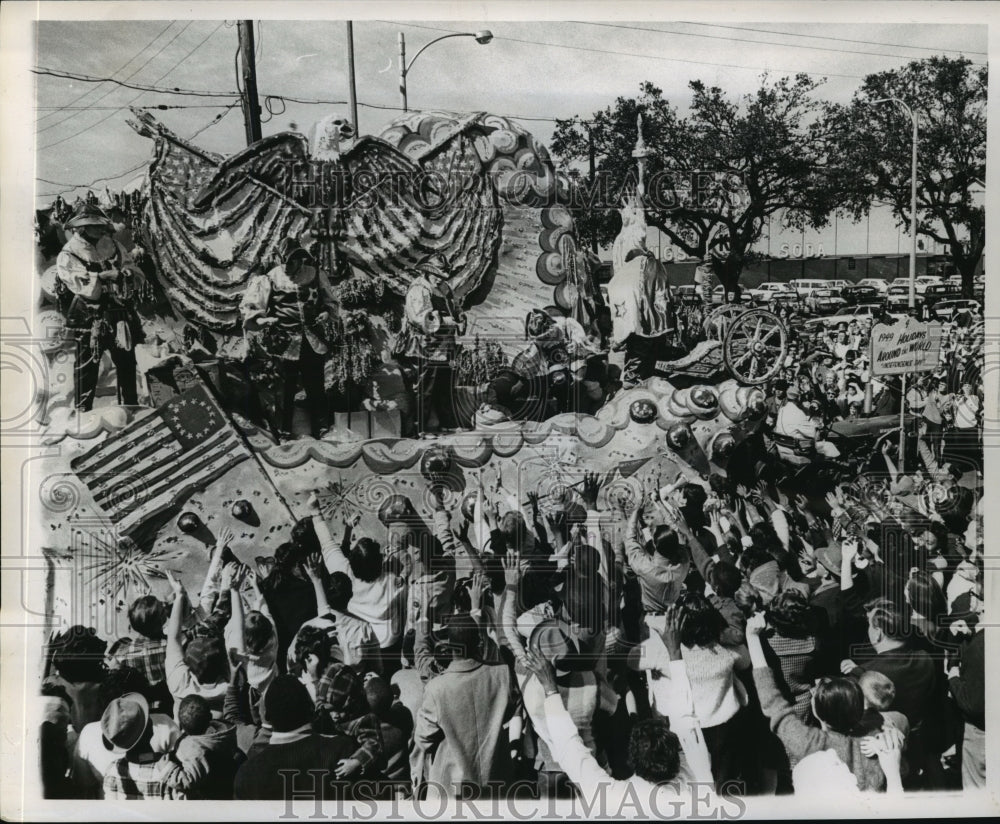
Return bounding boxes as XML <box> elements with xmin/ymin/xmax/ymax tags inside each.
<box><xmin>71</xmin><ymin>382</ymin><xmax>252</xmax><ymax>534</ymax></box>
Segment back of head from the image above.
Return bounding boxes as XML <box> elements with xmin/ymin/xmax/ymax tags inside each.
<box><xmin>653</xmin><ymin>529</ymin><xmax>687</xmax><ymax>566</ymax></box>
<box><xmin>182</xmin><ymin>635</ymin><xmax>229</xmax><ymax>686</ymax></box>
<box><xmin>325</xmin><ymin>571</ymin><xmax>354</xmax><ymax>612</ymax></box>
<box><xmin>244</xmin><ymin>611</ymin><xmax>274</xmax><ymax>656</ymax></box>
<box><xmin>711</xmin><ymin>561</ymin><xmax>743</xmax><ymax>599</ymax></box>
<box><xmin>51</xmin><ymin>625</ymin><xmax>108</xmax><ymax>684</ymax></box>
<box><xmin>627</xmin><ymin>718</ymin><xmax>681</xmax><ymax>784</ymax></box>
<box><xmin>444</xmin><ymin>612</ymin><xmax>482</xmax><ymax>661</ymax></box>
<box><xmin>858</xmin><ymin>670</ymin><xmax>896</xmax><ymax>712</ymax></box>
<box><xmin>765</xmin><ymin>589</ymin><xmax>816</xmax><ymax>639</ymax></box>
<box><xmin>905</xmin><ymin>571</ymin><xmax>946</xmax><ymax>622</ymax></box>
<box><xmin>866</xmin><ymin>597</ymin><xmax>906</xmax><ymax>641</ymax></box>
<box><xmin>675</xmin><ymin>590</ymin><xmax>723</xmax><ymax>647</ymax></box>
<box><xmin>812</xmin><ymin>676</ymin><xmax>865</xmax><ymax>734</ymax></box>
<box><xmin>128</xmin><ymin>595</ymin><xmax>166</xmax><ymax>640</ymax></box>
<box><xmin>178</xmin><ymin>694</ymin><xmax>212</xmax><ymax>736</ymax></box>
<box><xmin>349</xmin><ymin>537</ymin><xmax>383</xmax><ymax>583</ymax></box>
<box><xmin>263</xmin><ymin>675</ymin><xmax>314</xmax><ymax>733</ymax></box>
<box><xmin>363</xmin><ymin>675</ymin><xmax>393</xmax><ymax>719</ymax></box>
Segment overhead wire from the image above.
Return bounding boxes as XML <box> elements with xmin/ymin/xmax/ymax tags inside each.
<box><xmin>34</xmin><ymin>20</ymin><xmax>175</xmax><ymax>125</ymax></box>
<box><xmin>37</xmin><ymin>21</ymin><xmax>193</xmax><ymax>135</ymax></box>
<box><xmin>571</xmin><ymin>21</ymin><xmax>988</xmax><ymax>65</ymax></box>
<box><xmin>38</xmin><ymin>22</ymin><xmax>228</xmax><ymax>151</ymax></box>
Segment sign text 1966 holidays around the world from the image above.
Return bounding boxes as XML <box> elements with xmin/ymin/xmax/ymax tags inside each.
<box><xmin>869</xmin><ymin>317</ymin><xmax>943</xmax><ymax>376</ymax></box>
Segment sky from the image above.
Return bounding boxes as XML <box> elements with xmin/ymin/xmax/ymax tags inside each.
<box><xmin>33</xmin><ymin>18</ymin><xmax>987</xmax><ymax>256</ymax></box>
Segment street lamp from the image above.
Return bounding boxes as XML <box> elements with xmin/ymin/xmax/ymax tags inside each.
<box><xmin>871</xmin><ymin>96</ymin><xmax>919</xmax><ymax>471</ymax></box>
<box><xmin>399</xmin><ymin>30</ymin><xmax>493</xmax><ymax>113</ymax></box>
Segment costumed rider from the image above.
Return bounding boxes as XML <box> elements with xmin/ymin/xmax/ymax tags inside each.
<box><xmin>772</xmin><ymin>384</ymin><xmax>841</xmax><ymax>466</ymax></box>
<box><xmin>55</xmin><ymin>203</ymin><xmax>148</xmax><ymax>411</ymax></box>
<box><xmin>513</xmin><ymin>308</ymin><xmax>606</xmax><ymax>416</ymax></box>
<box><xmin>394</xmin><ymin>253</ymin><xmax>467</xmax><ymax>435</ymax></box>
<box><xmin>607</xmin><ymin>198</ymin><xmax>674</xmax><ymax>388</ymax></box>
<box><xmin>240</xmin><ymin>237</ymin><xmax>335</xmax><ymax>440</ymax></box>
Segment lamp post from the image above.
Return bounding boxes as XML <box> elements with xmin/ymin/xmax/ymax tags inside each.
<box><xmin>871</xmin><ymin>96</ymin><xmax>918</xmax><ymax>471</ymax></box>
<box><xmin>399</xmin><ymin>30</ymin><xmax>493</xmax><ymax>113</ymax></box>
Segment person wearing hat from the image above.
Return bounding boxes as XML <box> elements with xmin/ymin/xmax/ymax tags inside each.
<box><xmin>512</xmin><ymin>308</ymin><xmax>605</xmax><ymax>416</ymax></box>
<box><xmin>233</xmin><ymin>674</ymin><xmax>358</xmax><ymax>800</ymax></box>
<box><xmin>773</xmin><ymin>384</ymin><xmax>841</xmax><ymax>465</ymax></box>
<box><xmin>99</xmin><ymin>692</ymin><xmax>185</xmax><ymax>800</ymax></box>
<box><xmin>393</xmin><ymin>254</ymin><xmax>467</xmax><ymax>435</ymax></box>
<box><xmin>55</xmin><ymin>202</ymin><xmax>147</xmax><ymax>411</ymax></box>
<box><xmin>240</xmin><ymin>237</ymin><xmax>336</xmax><ymax>439</ymax></box>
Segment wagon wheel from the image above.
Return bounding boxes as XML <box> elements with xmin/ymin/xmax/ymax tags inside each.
<box><xmin>702</xmin><ymin>304</ymin><xmax>746</xmax><ymax>341</ymax></box>
<box><xmin>723</xmin><ymin>308</ymin><xmax>787</xmax><ymax>385</ymax></box>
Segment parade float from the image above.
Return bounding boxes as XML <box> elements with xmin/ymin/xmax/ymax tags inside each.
<box><xmin>32</xmin><ymin>109</ymin><xmax>772</xmax><ymax>638</ymax></box>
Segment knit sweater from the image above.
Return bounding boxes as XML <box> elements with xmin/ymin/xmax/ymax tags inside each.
<box><xmin>753</xmin><ymin>666</ymin><xmax>886</xmax><ymax>792</ymax></box>
<box><xmin>679</xmin><ymin>643</ymin><xmax>749</xmax><ymax>728</ymax></box>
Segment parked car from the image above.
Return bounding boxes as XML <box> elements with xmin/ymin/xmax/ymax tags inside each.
<box><xmin>803</xmin><ymin>304</ymin><xmax>903</xmax><ymax>331</ymax></box>
<box><xmin>788</xmin><ymin>278</ymin><xmax>830</xmax><ymax>299</ymax></box>
<box><xmin>768</xmin><ymin>292</ymin><xmax>807</xmax><ymax>313</ymax></box>
<box><xmin>885</xmin><ymin>284</ymin><xmax>923</xmax><ymax>312</ymax></box>
<box><xmin>856</xmin><ymin>278</ymin><xmax>890</xmax><ymax>294</ymax></box>
<box><xmin>931</xmin><ymin>299</ymin><xmax>980</xmax><ymax>322</ymax></box>
<box><xmin>825</xmin><ymin>279</ymin><xmax>849</xmax><ymax>291</ymax></box>
<box><xmin>922</xmin><ymin>282</ymin><xmax>963</xmax><ymax>309</ymax></box>
<box><xmin>748</xmin><ymin>282</ymin><xmax>795</xmax><ymax>302</ymax></box>
<box><xmin>841</xmin><ymin>284</ymin><xmax>881</xmax><ymax>305</ymax></box>
<box><xmin>806</xmin><ymin>288</ymin><xmax>848</xmax><ymax>315</ymax></box>
<box><xmin>674</xmin><ymin>284</ymin><xmax>702</xmax><ymax>305</ymax></box>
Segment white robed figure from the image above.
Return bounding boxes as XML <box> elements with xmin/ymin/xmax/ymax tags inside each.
<box><xmin>607</xmin><ymin>195</ymin><xmax>673</xmax><ymax>387</ymax></box>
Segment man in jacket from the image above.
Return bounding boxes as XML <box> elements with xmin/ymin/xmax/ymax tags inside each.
<box><xmin>55</xmin><ymin>203</ymin><xmax>147</xmax><ymax>411</ymax></box>
<box><xmin>240</xmin><ymin>239</ymin><xmax>335</xmax><ymax>439</ymax></box>
<box><xmin>413</xmin><ymin>613</ymin><xmax>514</xmax><ymax>798</ymax></box>
<box><xmin>395</xmin><ymin>255</ymin><xmax>467</xmax><ymax>435</ymax></box>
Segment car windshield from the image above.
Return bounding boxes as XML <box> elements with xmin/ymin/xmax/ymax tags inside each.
<box><xmin>816</xmin><ymin>290</ymin><xmax>837</xmax><ymax>297</ymax></box>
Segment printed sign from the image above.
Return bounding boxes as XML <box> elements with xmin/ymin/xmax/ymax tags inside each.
<box><xmin>870</xmin><ymin>317</ymin><xmax>943</xmax><ymax>376</ymax></box>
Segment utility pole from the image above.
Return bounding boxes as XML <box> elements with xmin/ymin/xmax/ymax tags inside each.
<box><xmin>238</xmin><ymin>21</ymin><xmax>262</xmax><ymax>145</ymax></box>
<box><xmin>345</xmin><ymin>22</ymin><xmax>359</xmax><ymax>134</ymax></box>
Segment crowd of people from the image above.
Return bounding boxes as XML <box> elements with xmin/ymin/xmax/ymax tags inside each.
<box><xmin>40</xmin><ymin>423</ymin><xmax>984</xmax><ymax>803</ymax></box>
<box><xmin>35</xmin><ymin>191</ymin><xmax>987</xmax><ymax>808</ymax></box>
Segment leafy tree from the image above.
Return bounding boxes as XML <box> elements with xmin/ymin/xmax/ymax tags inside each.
<box><xmin>824</xmin><ymin>56</ymin><xmax>985</xmax><ymax>297</ymax></box>
<box><xmin>550</xmin><ymin>77</ymin><xmax>835</xmax><ymax>296</ymax></box>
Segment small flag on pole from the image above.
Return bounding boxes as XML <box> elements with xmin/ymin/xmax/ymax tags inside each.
<box><xmin>71</xmin><ymin>382</ymin><xmax>252</xmax><ymax>533</ymax></box>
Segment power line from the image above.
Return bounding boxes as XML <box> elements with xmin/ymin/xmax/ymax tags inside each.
<box><xmin>35</xmin><ymin>20</ymin><xmax>175</xmax><ymax>125</ymax></box>
<box><xmin>571</xmin><ymin>21</ymin><xmax>988</xmax><ymax>65</ymax></box>
<box><xmin>32</xmin><ymin>67</ymin><xmax>239</xmax><ymax>99</ymax></box>
<box><xmin>37</xmin><ymin>22</ymin><xmax>193</xmax><ymax>135</ymax></box>
<box><xmin>38</xmin><ymin>22</ymin><xmax>229</xmax><ymax>151</ymax></box>
<box><xmin>379</xmin><ymin>20</ymin><xmax>869</xmax><ymax>80</ymax></box>
<box><xmin>36</xmin><ymin>105</ymin><xmax>238</xmax><ymax>197</ymax></box>
<box><xmin>676</xmin><ymin>21</ymin><xmax>988</xmax><ymax>57</ymax></box>
<box><xmin>36</xmin><ymin>103</ymin><xmax>241</xmax><ymax>110</ymax></box>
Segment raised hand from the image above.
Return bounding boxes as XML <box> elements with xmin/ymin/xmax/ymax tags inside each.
<box><xmin>165</xmin><ymin>569</ymin><xmax>184</xmax><ymax>598</ymax></box>
<box><xmin>302</xmin><ymin>551</ymin><xmax>325</xmax><ymax>581</ymax></box>
<box><xmin>216</xmin><ymin>526</ymin><xmax>235</xmax><ymax>549</ymax></box>
<box><xmin>469</xmin><ymin>571</ymin><xmax>488</xmax><ymax>610</ymax></box>
<box><xmin>660</xmin><ymin>604</ymin><xmax>683</xmax><ymax>658</ymax></box>
<box><xmin>522</xmin><ymin>650</ymin><xmax>559</xmax><ymax>694</ymax></box>
<box><xmin>502</xmin><ymin>549</ymin><xmax>522</xmax><ymax>589</ymax></box>
<box><xmin>580</xmin><ymin>471</ymin><xmax>602</xmax><ymax>509</ymax></box>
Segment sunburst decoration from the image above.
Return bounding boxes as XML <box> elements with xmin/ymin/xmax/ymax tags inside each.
<box><xmin>49</xmin><ymin>531</ymin><xmax>189</xmax><ymax>606</ymax></box>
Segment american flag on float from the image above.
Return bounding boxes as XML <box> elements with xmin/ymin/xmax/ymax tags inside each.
<box><xmin>70</xmin><ymin>382</ymin><xmax>251</xmax><ymax>533</ymax></box>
